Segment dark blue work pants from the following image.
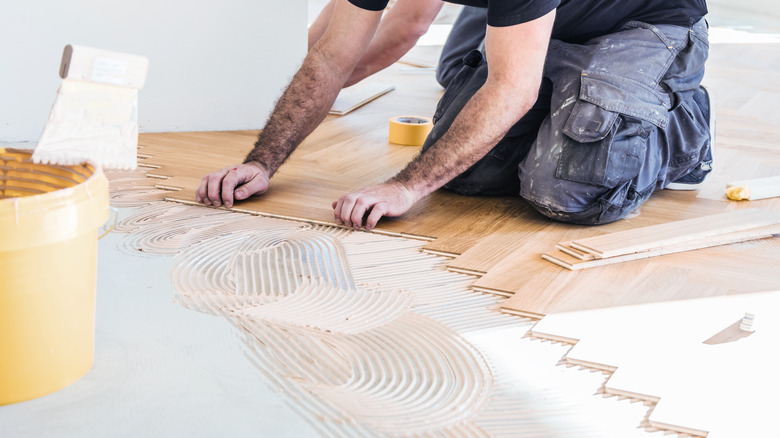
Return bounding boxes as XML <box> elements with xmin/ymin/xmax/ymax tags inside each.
<box><xmin>428</xmin><ymin>10</ymin><xmax>711</xmax><ymax>225</ymax></box>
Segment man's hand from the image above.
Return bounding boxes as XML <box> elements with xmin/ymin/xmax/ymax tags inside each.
<box><xmin>196</xmin><ymin>162</ymin><xmax>270</xmax><ymax>208</ymax></box>
<box><xmin>332</xmin><ymin>181</ymin><xmax>416</xmax><ymax>230</ymax></box>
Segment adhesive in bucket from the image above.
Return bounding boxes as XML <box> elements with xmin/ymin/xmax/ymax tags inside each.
<box><xmin>0</xmin><ymin>148</ymin><xmax>109</xmax><ymax>405</ymax></box>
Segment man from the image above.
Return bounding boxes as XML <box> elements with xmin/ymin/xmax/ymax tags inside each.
<box><xmin>197</xmin><ymin>0</ymin><xmax>712</xmax><ymax>231</ymax></box>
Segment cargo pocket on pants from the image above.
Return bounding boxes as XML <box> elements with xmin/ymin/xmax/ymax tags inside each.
<box><xmin>556</xmin><ymin>72</ymin><xmax>667</xmax><ymax>188</ymax></box>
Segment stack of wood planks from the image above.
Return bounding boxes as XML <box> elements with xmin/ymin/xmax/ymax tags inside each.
<box><xmin>542</xmin><ymin>208</ymin><xmax>780</xmax><ymax>271</ymax></box>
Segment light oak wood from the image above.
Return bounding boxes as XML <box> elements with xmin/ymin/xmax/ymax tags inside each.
<box><xmin>494</xmin><ymin>236</ymin><xmax>780</xmax><ymax>317</ymax></box>
<box><xmin>567</xmin><ymin>208</ymin><xmax>780</xmax><ymax>259</ymax></box>
<box><xmin>329</xmin><ymin>82</ymin><xmax>395</xmax><ymax>116</ymax></box>
<box><xmin>554</xmin><ymin>241</ymin><xmax>595</xmax><ymax>260</ymax></box>
<box><xmin>544</xmin><ymin>224</ymin><xmax>780</xmax><ymax>270</ymax></box>
<box><xmin>133</xmin><ymin>37</ymin><xmax>780</xmax><ymax>316</ymax></box>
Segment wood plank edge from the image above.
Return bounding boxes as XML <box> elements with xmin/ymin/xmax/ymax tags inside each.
<box><xmin>565</xmin><ymin>357</ymin><xmax>618</xmax><ymax>373</ymax></box>
<box><xmin>647</xmin><ymin>419</ymin><xmax>709</xmax><ymax>438</ymax></box>
<box><xmin>155</xmin><ymin>184</ymin><xmax>183</xmax><ymax>191</ymax></box>
<box><xmin>569</xmin><ymin>241</ymin><xmax>603</xmax><ymax>257</ymax></box>
<box><xmin>548</xmin><ymin>231</ymin><xmax>777</xmax><ymax>270</ymax></box>
<box><xmin>161</xmin><ymin>196</ymin><xmax>436</xmax><ymax>241</ymax></box>
<box><xmin>555</xmin><ymin>242</ymin><xmax>595</xmax><ymax>260</ymax></box>
<box><xmin>497</xmin><ymin>305</ymin><xmax>545</xmax><ymax>319</ymax></box>
<box><xmin>602</xmin><ymin>383</ymin><xmax>660</xmax><ymax>403</ymax></box>
<box><xmin>541</xmin><ymin>253</ymin><xmax>579</xmax><ymax>270</ymax></box>
<box><xmin>528</xmin><ymin>330</ymin><xmax>579</xmax><ymax>345</ymax></box>
<box><xmin>328</xmin><ymin>85</ymin><xmax>394</xmax><ymax>115</ymax></box>
<box><xmin>377</xmin><ymin>230</ymin><xmax>433</xmax><ymax>241</ymax></box>
<box><xmin>146</xmin><ymin>173</ymin><xmax>172</xmax><ymax>179</ymax></box>
<box><xmin>571</xmin><ymin>211</ymin><xmax>780</xmax><ymax>258</ymax></box>
<box><xmin>472</xmin><ymin>285</ymin><xmax>516</xmax><ymax>298</ymax></box>
<box><xmin>422</xmin><ymin>248</ymin><xmax>461</xmax><ymax>257</ymax></box>
<box><xmin>398</xmin><ymin>233</ymin><xmax>435</xmax><ymax>242</ymax></box>
<box><xmin>446</xmin><ymin>266</ymin><xmax>487</xmax><ymax>277</ymax></box>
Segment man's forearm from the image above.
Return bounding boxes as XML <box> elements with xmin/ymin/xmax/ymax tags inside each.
<box><xmin>244</xmin><ymin>51</ymin><xmax>341</xmax><ymax>175</ymax></box>
<box><xmin>308</xmin><ymin>0</ymin><xmax>336</xmax><ymax>50</ymax></box>
<box><xmin>391</xmin><ymin>82</ymin><xmax>535</xmax><ymax>200</ymax></box>
<box><xmin>330</xmin><ymin>81</ymin><xmax>536</xmax><ymax>230</ymax></box>
<box><xmin>332</xmin><ymin>10</ymin><xmax>554</xmax><ymax>230</ymax></box>
<box><xmin>391</xmin><ymin>12</ymin><xmax>552</xmax><ymax>201</ymax></box>
<box><xmin>245</xmin><ymin>1</ymin><xmax>383</xmax><ymax>176</ymax></box>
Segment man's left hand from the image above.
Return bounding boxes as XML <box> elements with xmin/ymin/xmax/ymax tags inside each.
<box><xmin>332</xmin><ymin>181</ymin><xmax>416</xmax><ymax>230</ymax></box>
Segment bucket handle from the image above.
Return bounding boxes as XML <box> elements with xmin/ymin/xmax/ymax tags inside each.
<box><xmin>99</xmin><ymin>207</ymin><xmax>119</xmax><ymax>239</ymax></box>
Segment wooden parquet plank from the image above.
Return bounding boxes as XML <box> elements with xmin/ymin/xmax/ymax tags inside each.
<box><xmin>568</xmin><ymin>208</ymin><xmax>780</xmax><ymax>259</ymax></box>
<box><xmin>496</xmin><ymin>239</ymin><xmax>780</xmax><ymax>318</ymax></box>
<box><xmin>543</xmin><ymin>224</ymin><xmax>780</xmax><ymax>270</ymax></box>
<box><xmin>447</xmin><ymin>189</ymin><xmax>726</xmax><ymax>274</ymax></box>
<box><xmin>474</xmin><ymin>191</ymin><xmax>780</xmax><ymax>315</ymax></box>
<box><xmin>134</xmin><ymin>38</ymin><xmax>780</xmax><ymax>311</ymax></box>
<box><xmin>421</xmin><ymin>196</ymin><xmax>537</xmax><ymax>256</ymax></box>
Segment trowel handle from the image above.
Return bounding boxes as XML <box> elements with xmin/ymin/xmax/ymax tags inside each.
<box><xmin>59</xmin><ymin>44</ymin><xmax>149</xmax><ymax>90</ymax></box>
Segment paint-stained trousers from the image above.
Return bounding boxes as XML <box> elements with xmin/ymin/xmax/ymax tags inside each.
<box><xmin>426</xmin><ymin>11</ymin><xmax>711</xmax><ymax>225</ymax></box>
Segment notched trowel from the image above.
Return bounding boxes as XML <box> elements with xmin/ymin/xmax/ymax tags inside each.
<box><xmin>32</xmin><ymin>44</ymin><xmax>149</xmax><ymax>170</ymax></box>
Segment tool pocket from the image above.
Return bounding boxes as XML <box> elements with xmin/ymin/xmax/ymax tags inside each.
<box><xmin>556</xmin><ymin>72</ymin><xmax>667</xmax><ymax>188</ymax></box>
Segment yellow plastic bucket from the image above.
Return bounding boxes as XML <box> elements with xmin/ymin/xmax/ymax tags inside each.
<box><xmin>0</xmin><ymin>148</ymin><xmax>109</xmax><ymax>405</ymax></box>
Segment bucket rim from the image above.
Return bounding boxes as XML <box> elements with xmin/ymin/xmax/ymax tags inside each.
<box><xmin>0</xmin><ymin>148</ymin><xmax>109</xmax><ymax>251</ymax></box>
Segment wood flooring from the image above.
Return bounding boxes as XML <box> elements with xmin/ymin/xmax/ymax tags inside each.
<box><xmin>134</xmin><ymin>32</ymin><xmax>780</xmax><ymax>319</ymax></box>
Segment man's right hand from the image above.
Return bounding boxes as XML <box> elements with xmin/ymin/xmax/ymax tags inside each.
<box><xmin>196</xmin><ymin>162</ymin><xmax>271</xmax><ymax>208</ymax></box>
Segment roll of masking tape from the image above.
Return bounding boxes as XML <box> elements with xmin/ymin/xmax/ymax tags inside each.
<box><xmin>389</xmin><ymin>116</ymin><xmax>433</xmax><ymax>146</ymax></box>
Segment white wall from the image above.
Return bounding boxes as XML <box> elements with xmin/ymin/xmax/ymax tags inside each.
<box><xmin>709</xmin><ymin>0</ymin><xmax>780</xmax><ymax>18</ymax></box>
<box><xmin>0</xmin><ymin>0</ymin><xmax>307</xmax><ymax>142</ymax></box>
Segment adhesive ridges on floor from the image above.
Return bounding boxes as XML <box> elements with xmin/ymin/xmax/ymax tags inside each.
<box><xmin>110</xmin><ymin>198</ymin><xmax>675</xmax><ymax>437</ymax></box>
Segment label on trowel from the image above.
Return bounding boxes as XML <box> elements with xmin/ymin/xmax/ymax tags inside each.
<box><xmin>91</xmin><ymin>56</ymin><xmax>129</xmax><ymax>86</ymax></box>
<box><xmin>60</xmin><ymin>45</ymin><xmax>148</xmax><ymax>89</ymax></box>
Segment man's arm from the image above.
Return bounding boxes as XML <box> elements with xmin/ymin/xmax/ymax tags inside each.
<box><xmin>196</xmin><ymin>0</ymin><xmax>383</xmax><ymax>208</ymax></box>
<box><xmin>309</xmin><ymin>0</ymin><xmax>443</xmax><ymax>87</ymax></box>
<box><xmin>333</xmin><ymin>9</ymin><xmax>556</xmax><ymax>230</ymax></box>
<box><xmin>344</xmin><ymin>0</ymin><xmax>443</xmax><ymax>86</ymax></box>
<box><xmin>308</xmin><ymin>0</ymin><xmax>336</xmax><ymax>49</ymax></box>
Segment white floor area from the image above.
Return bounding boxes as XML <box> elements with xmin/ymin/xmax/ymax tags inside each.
<box><xmin>0</xmin><ymin>208</ymin><xmax>320</xmax><ymax>437</ymax></box>
<box><xmin>0</xmin><ymin>205</ymin><xmax>664</xmax><ymax>437</ymax></box>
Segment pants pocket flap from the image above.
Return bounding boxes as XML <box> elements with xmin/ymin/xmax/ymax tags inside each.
<box><xmin>562</xmin><ymin>98</ymin><xmax>619</xmax><ymax>143</ymax></box>
<box><xmin>578</xmin><ymin>72</ymin><xmax>671</xmax><ymax>129</ymax></box>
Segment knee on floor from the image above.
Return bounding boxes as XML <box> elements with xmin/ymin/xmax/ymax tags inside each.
<box><xmin>521</xmin><ymin>181</ymin><xmax>646</xmax><ymax>226</ymax></box>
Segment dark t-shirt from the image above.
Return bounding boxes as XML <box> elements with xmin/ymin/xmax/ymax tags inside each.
<box><xmin>349</xmin><ymin>0</ymin><xmax>707</xmax><ymax>43</ymax></box>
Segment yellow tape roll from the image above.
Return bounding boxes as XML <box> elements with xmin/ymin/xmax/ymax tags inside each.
<box><xmin>389</xmin><ymin>116</ymin><xmax>433</xmax><ymax>146</ymax></box>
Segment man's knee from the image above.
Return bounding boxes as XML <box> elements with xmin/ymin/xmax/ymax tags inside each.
<box><xmin>517</xmin><ymin>93</ymin><xmax>660</xmax><ymax>225</ymax></box>
<box><xmin>518</xmin><ymin>132</ymin><xmax>656</xmax><ymax>225</ymax></box>
<box><xmin>521</xmin><ymin>180</ymin><xmax>651</xmax><ymax>225</ymax></box>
